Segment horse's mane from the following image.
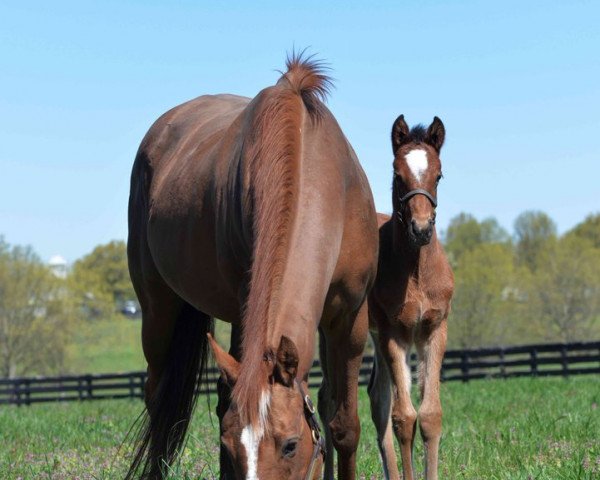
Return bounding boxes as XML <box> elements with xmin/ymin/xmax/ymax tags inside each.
<box><xmin>407</xmin><ymin>124</ymin><xmax>427</xmax><ymax>143</ymax></box>
<box><xmin>232</xmin><ymin>53</ymin><xmax>333</xmax><ymax>429</ymax></box>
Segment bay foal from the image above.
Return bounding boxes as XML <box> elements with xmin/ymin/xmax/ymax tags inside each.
<box><xmin>368</xmin><ymin>115</ymin><xmax>454</xmax><ymax>480</ymax></box>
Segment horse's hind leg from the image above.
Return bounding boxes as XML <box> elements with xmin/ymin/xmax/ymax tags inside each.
<box><xmin>321</xmin><ymin>303</ymin><xmax>369</xmax><ymax>480</ymax></box>
<box><xmin>140</xmin><ymin>291</ymin><xmax>183</xmax><ymax>405</ymax></box>
<box><xmin>128</xmin><ymin>212</ymin><xmax>211</xmax><ymax>478</ymax></box>
<box><xmin>416</xmin><ymin>318</ymin><xmax>447</xmax><ymax>480</ymax></box>
<box><xmin>368</xmin><ymin>332</ymin><xmax>400</xmax><ymax>480</ymax></box>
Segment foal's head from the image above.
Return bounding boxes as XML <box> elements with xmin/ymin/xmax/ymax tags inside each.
<box><xmin>390</xmin><ymin>115</ymin><xmax>446</xmax><ymax>247</ymax></box>
<box><xmin>208</xmin><ymin>335</ymin><xmax>323</xmax><ymax>480</ymax></box>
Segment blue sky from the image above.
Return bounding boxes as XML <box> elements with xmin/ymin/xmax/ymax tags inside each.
<box><xmin>1</xmin><ymin>1</ymin><xmax>599</xmax><ymax>262</ymax></box>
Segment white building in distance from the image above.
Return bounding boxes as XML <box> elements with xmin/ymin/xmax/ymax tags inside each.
<box><xmin>48</xmin><ymin>254</ymin><xmax>68</xmax><ymax>279</ymax></box>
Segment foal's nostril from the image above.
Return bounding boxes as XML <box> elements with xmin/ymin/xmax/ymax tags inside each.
<box><xmin>411</xmin><ymin>219</ymin><xmax>431</xmax><ymax>234</ymax></box>
<box><xmin>410</xmin><ymin>218</ymin><xmax>433</xmax><ymax>243</ymax></box>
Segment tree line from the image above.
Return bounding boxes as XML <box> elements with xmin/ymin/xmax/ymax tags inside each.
<box><xmin>1</xmin><ymin>211</ymin><xmax>599</xmax><ymax>377</ymax></box>
<box><xmin>445</xmin><ymin>211</ymin><xmax>600</xmax><ymax>348</ymax></box>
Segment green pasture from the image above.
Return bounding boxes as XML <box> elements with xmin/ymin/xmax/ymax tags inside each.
<box><xmin>1</xmin><ymin>376</ymin><xmax>598</xmax><ymax>479</ymax></box>
<box><xmin>66</xmin><ymin>317</ymin><xmax>234</xmax><ymax>374</ymax></box>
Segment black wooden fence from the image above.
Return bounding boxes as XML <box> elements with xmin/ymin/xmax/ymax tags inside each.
<box><xmin>1</xmin><ymin>341</ymin><xmax>599</xmax><ymax>406</ymax></box>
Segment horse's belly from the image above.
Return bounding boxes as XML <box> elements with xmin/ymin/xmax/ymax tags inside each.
<box><xmin>147</xmin><ymin>214</ymin><xmax>242</xmax><ymax>322</ymax></box>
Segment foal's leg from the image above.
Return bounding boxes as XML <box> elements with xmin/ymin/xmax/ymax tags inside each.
<box><xmin>323</xmin><ymin>304</ymin><xmax>369</xmax><ymax>480</ymax></box>
<box><xmin>416</xmin><ymin>318</ymin><xmax>447</xmax><ymax>480</ymax></box>
<box><xmin>379</xmin><ymin>323</ymin><xmax>417</xmax><ymax>480</ymax></box>
<box><xmin>367</xmin><ymin>331</ymin><xmax>400</xmax><ymax>480</ymax></box>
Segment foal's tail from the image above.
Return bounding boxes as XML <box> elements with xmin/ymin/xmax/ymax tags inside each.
<box><xmin>126</xmin><ymin>303</ymin><xmax>213</xmax><ymax>479</ymax></box>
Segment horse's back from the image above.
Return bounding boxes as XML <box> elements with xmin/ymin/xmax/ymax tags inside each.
<box><xmin>138</xmin><ymin>94</ymin><xmax>250</xmax><ymax>171</ymax></box>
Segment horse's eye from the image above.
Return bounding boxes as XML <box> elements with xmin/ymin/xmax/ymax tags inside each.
<box><xmin>282</xmin><ymin>439</ymin><xmax>298</xmax><ymax>458</ymax></box>
<box><xmin>436</xmin><ymin>173</ymin><xmax>443</xmax><ymax>183</ymax></box>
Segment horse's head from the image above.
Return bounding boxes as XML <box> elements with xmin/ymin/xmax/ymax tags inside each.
<box><xmin>390</xmin><ymin>115</ymin><xmax>446</xmax><ymax>248</ymax></box>
<box><xmin>208</xmin><ymin>334</ymin><xmax>323</xmax><ymax>480</ymax></box>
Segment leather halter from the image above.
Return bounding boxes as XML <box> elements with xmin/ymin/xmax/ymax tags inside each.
<box><xmin>295</xmin><ymin>379</ymin><xmax>326</xmax><ymax>480</ymax></box>
<box><xmin>395</xmin><ymin>186</ymin><xmax>437</xmax><ymax>223</ymax></box>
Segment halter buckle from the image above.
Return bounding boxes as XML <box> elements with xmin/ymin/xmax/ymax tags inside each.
<box><xmin>304</xmin><ymin>394</ymin><xmax>316</xmax><ymax>414</ymax></box>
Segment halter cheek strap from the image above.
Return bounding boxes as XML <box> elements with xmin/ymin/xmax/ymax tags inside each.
<box><xmin>295</xmin><ymin>379</ymin><xmax>326</xmax><ymax>480</ymax></box>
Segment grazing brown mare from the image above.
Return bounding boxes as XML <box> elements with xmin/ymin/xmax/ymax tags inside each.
<box><xmin>367</xmin><ymin>115</ymin><xmax>454</xmax><ymax>480</ymax></box>
<box><xmin>126</xmin><ymin>54</ymin><xmax>378</xmax><ymax>479</ymax></box>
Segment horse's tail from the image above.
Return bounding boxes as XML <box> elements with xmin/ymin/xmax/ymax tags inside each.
<box><xmin>126</xmin><ymin>303</ymin><xmax>213</xmax><ymax>479</ymax></box>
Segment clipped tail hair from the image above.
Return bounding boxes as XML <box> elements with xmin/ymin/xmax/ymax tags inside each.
<box><xmin>126</xmin><ymin>303</ymin><xmax>213</xmax><ymax>479</ymax></box>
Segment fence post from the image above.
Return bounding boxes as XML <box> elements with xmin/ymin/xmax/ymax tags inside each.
<box><xmin>499</xmin><ymin>347</ymin><xmax>506</xmax><ymax>379</ymax></box>
<box><xmin>561</xmin><ymin>345</ymin><xmax>568</xmax><ymax>377</ymax></box>
<box><xmin>86</xmin><ymin>375</ymin><xmax>93</xmax><ymax>400</ymax></box>
<box><xmin>461</xmin><ymin>352</ymin><xmax>469</xmax><ymax>382</ymax></box>
<box><xmin>530</xmin><ymin>349</ymin><xmax>538</xmax><ymax>376</ymax></box>
<box><xmin>24</xmin><ymin>379</ymin><xmax>31</xmax><ymax>406</ymax></box>
<box><xmin>14</xmin><ymin>379</ymin><xmax>21</xmax><ymax>407</ymax></box>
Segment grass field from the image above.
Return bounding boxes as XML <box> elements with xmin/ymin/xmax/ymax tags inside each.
<box><xmin>1</xmin><ymin>376</ymin><xmax>598</xmax><ymax>479</ymax></box>
<box><xmin>67</xmin><ymin>317</ymin><xmax>145</xmax><ymax>374</ymax></box>
<box><xmin>66</xmin><ymin>317</ymin><xmax>233</xmax><ymax>374</ymax></box>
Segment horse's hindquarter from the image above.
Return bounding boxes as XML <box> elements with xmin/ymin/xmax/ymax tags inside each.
<box><xmin>142</xmin><ymin>94</ymin><xmax>250</xmax><ymax>320</ymax></box>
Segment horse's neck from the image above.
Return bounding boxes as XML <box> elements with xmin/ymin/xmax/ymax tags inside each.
<box><xmin>236</xmin><ymin>97</ymin><xmax>339</xmax><ymax>381</ymax></box>
<box><xmin>393</xmin><ymin>225</ymin><xmax>438</xmax><ymax>282</ymax></box>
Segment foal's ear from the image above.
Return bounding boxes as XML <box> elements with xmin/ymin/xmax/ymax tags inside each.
<box><xmin>426</xmin><ymin>116</ymin><xmax>445</xmax><ymax>152</ymax></box>
<box><xmin>207</xmin><ymin>333</ymin><xmax>240</xmax><ymax>387</ymax></box>
<box><xmin>391</xmin><ymin>114</ymin><xmax>410</xmax><ymax>155</ymax></box>
<box><xmin>274</xmin><ymin>335</ymin><xmax>299</xmax><ymax>388</ymax></box>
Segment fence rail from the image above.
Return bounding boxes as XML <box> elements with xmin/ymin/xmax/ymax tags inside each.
<box><xmin>1</xmin><ymin>340</ymin><xmax>599</xmax><ymax>406</ymax></box>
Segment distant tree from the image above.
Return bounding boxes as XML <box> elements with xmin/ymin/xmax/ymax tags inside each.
<box><xmin>0</xmin><ymin>238</ymin><xmax>74</xmax><ymax>377</ymax></box>
<box><xmin>566</xmin><ymin>213</ymin><xmax>600</xmax><ymax>249</ymax></box>
<box><xmin>528</xmin><ymin>235</ymin><xmax>600</xmax><ymax>342</ymax></box>
<box><xmin>449</xmin><ymin>243</ymin><xmax>515</xmax><ymax>348</ymax></box>
<box><xmin>68</xmin><ymin>240</ymin><xmax>135</xmax><ymax>320</ymax></box>
<box><xmin>480</xmin><ymin>218</ymin><xmax>510</xmax><ymax>244</ymax></box>
<box><xmin>444</xmin><ymin>213</ymin><xmax>509</xmax><ymax>264</ymax></box>
<box><xmin>514</xmin><ymin>210</ymin><xmax>557</xmax><ymax>271</ymax></box>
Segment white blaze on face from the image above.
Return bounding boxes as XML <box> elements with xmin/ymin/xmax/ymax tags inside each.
<box><xmin>240</xmin><ymin>390</ymin><xmax>271</xmax><ymax>480</ymax></box>
<box><xmin>241</xmin><ymin>425</ymin><xmax>261</xmax><ymax>480</ymax></box>
<box><xmin>405</xmin><ymin>149</ymin><xmax>429</xmax><ymax>183</ymax></box>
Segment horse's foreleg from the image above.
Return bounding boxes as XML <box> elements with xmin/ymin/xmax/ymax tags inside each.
<box><xmin>317</xmin><ymin>330</ymin><xmax>335</xmax><ymax>480</ymax></box>
<box><xmin>416</xmin><ymin>318</ymin><xmax>447</xmax><ymax>480</ymax></box>
<box><xmin>367</xmin><ymin>332</ymin><xmax>400</xmax><ymax>480</ymax></box>
<box><xmin>217</xmin><ymin>324</ymin><xmax>242</xmax><ymax>480</ymax></box>
<box><xmin>324</xmin><ymin>303</ymin><xmax>368</xmax><ymax>480</ymax></box>
<box><xmin>380</xmin><ymin>324</ymin><xmax>417</xmax><ymax>480</ymax></box>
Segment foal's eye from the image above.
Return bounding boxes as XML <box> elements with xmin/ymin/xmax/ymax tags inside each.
<box><xmin>436</xmin><ymin>173</ymin><xmax>443</xmax><ymax>183</ymax></box>
<box><xmin>282</xmin><ymin>439</ymin><xmax>298</xmax><ymax>458</ymax></box>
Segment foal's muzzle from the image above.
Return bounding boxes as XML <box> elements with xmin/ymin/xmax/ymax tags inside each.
<box><xmin>409</xmin><ymin>218</ymin><xmax>434</xmax><ymax>246</ymax></box>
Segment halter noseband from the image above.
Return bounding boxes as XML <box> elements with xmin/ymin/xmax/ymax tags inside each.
<box><xmin>295</xmin><ymin>379</ymin><xmax>326</xmax><ymax>480</ymax></box>
<box><xmin>396</xmin><ymin>188</ymin><xmax>437</xmax><ymax>223</ymax></box>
